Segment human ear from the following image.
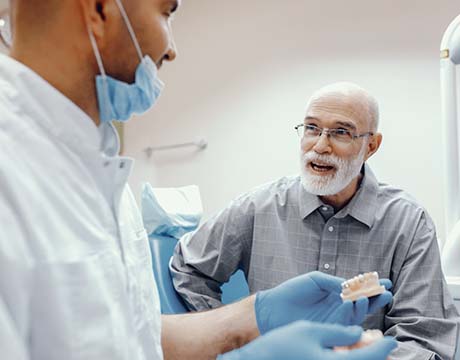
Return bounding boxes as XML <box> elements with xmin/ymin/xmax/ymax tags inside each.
<box><xmin>78</xmin><ymin>0</ymin><xmax>116</xmax><ymax>41</ymax></box>
<box><xmin>364</xmin><ymin>133</ymin><xmax>382</xmax><ymax>161</ymax></box>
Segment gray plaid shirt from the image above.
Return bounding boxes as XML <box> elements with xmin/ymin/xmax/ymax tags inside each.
<box><xmin>171</xmin><ymin>165</ymin><xmax>459</xmax><ymax>359</ymax></box>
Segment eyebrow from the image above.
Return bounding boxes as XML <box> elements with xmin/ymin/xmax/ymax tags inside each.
<box><xmin>335</xmin><ymin>121</ymin><xmax>357</xmax><ymax>131</ymax></box>
<box><xmin>304</xmin><ymin>117</ymin><xmax>357</xmax><ymax>131</ymax></box>
<box><xmin>304</xmin><ymin>116</ymin><xmax>319</xmax><ymax>123</ymax></box>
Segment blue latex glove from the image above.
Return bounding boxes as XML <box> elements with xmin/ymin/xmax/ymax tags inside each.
<box><xmin>218</xmin><ymin>321</ymin><xmax>397</xmax><ymax>360</ymax></box>
<box><xmin>255</xmin><ymin>271</ymin><xmax>393</xmax><ymax>334</ymax></box>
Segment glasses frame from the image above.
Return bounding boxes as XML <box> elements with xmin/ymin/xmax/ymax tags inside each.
<box><xmin>294</xmin><ymin>123</ymin><xmax>374</xmax><ymax>144</ymax></box>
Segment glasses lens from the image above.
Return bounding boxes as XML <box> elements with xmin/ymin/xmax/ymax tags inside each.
<box><xmin>0</xmin><ymin>12</ymin><xmax>12</xmax><ymax>49</ymax></box>
<box><xmin>331</xmin><ymin>129</ymin><xmax>353</xmax><ymax>144</ymax></box>
<box><xmin>304</xmin><ymin>125</ymin><xmax>322</xmax><ymax>137</ymax></box>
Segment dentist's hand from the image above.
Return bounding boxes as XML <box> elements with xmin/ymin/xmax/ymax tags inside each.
<box><xmin>218</xmin><ymin>321</ymin><xmax>397</xmax><ymax>360</ymax></box>
<box><xmin>255</xmin><ymin>271</ymin><xmax>392</xmax><ymax>334</ymax></box>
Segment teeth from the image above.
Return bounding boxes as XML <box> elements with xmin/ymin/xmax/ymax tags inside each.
<box><xmin>313</xmin><ymin>163</ymin><xmax>331</xmax><ymax>168</ymax></box>
<box><xmin>311</xmin><ymin>163</ymin><xmax>333</xmax><ymax>172</ymax></box>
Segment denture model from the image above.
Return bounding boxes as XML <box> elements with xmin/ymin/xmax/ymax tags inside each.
<box><xmin>335</xmin><ymin>329</ymin><xmax>384</xmax><ymax>351</ymax></box>
<box><xmin>340</xmin><ymin>271</ymin><xmax>385</xmax><ymax>302</ymax></box>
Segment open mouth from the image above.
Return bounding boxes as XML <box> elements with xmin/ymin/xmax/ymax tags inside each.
<box><xmin>309</xmin><ymin>161</ymin><xmax>336</xmax><ymax>174</ymax></box>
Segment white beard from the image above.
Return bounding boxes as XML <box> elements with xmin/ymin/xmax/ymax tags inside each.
<box><xmin>300</xmin><ymin>145</ymin><xmax>366</xmax><ymax>196</ymax></box>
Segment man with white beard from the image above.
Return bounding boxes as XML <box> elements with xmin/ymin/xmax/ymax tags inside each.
<box><xmin>297</xmin><ymin>83</ymin><xmax>377</xmax><ymax>208</ymax></box>
<box><xmin>171</xmin><ymin>82</ymin><xmax>459</xmax><ymax>360</ymax></box>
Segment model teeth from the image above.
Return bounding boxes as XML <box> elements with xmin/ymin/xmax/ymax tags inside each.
<box><xmin>340</xmin><ymin>272</ymin><xmax>385</xmax><ymax>302</ymax></box>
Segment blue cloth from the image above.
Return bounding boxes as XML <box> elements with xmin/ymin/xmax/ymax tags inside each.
<box><xmin>255</xmin><ymin>271</ymin><xmax>393</xmax><ymax>335</ymax></box>
<box><xmin>218</xmin><ymin>321</ymin><xmax>397</xmax><ymax>360</ymax></box>
<box><xmin>141</xmin><ymin>183</ymin><xmax>202</xmax><ymax>239</ymax></box>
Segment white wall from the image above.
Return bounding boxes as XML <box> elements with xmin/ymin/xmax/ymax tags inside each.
<box><xmin>126</xmin><ymin>0</ymin><xmax>460</xmax><ymax>241</ymax></box>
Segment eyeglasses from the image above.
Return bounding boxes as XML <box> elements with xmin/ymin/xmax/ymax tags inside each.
<box><xmin>294</xmin><ymin>124</ymin><xmax>373</xmax><ymax>145</ymax></box>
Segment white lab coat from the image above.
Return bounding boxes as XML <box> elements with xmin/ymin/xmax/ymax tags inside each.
<box><xmin>0</xmin><ymin>54</ymin><xmax>163</xmax><ymax>359</ymax></box>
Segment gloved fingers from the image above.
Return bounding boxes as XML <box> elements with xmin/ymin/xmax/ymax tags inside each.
<box><xmin>368</xmin><ymin>290</ymin><xmax>393</xmax><ymax>313</ymax></box>
<box><xmin>352</xmin><ymin>297</ymin><xmax>369</xmax><ymax>325</ymax></box>
<box><xmin>310</xmin><ymin>271</ymin><xmax>345</xmax><ymax>294</ymax></box>
<box><xmin>315</xmin><ymin>324</ymin><xmax>363</xmax><ymax>348</ymax></box>
<box><xmin>379</xmin><ymin>279</ymin><xmax>392</xmax><ymax>290</ymax></box>
<box><xmin>337</xmin><ymin>337</ymin><xmax>397</xmax><ymax>360</ymax></box>
<box><xmin>326</xmin><ymin>300</ymin><xmax>353</xmax><ymax>324</ymax></box>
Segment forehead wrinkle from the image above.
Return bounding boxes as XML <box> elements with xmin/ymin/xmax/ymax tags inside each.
<box><xmin>304</xmin><ymin>116</ymin><xmax>356</xmax><ymax>131</ymax></box>
<box><xmin>307</xmin><ymin>95</ymin><xmax>372</xmax><ymax>130</ymax></box>
<box><xmin>305</xmin><ymin>82</ymin><xmax>379</xmax><ymax>131</ymax></box>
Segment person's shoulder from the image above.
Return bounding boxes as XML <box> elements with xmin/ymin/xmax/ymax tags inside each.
<box><xmin>221</xmin><ymin>176</ymin><xmax>300</xmax><ymax>218</ymax></box>
<box><xmin>375</xmin><ymin>181</ymin><xmax>435</xmax><ymax>230</ymax></box>
<box><xmin>0</xmin><ymin>79</ymin><xmax>40</xmax><ymax>147</ymax></box>
<box><xmin>243</xmin><ymin>175</ymin><xmax>300</xmax><ymax>199</ymax></box>
<box><xmin>228</xmin><ymin>176</ymin><xmax>300</xmax><ymax>210</ymax></box>
<box><xmin>376</xmin><ymin>182</ymin><xmax>422</xmax><ymax>208</ymax></box>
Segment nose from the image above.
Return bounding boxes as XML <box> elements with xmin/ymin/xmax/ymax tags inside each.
<box><xmin>163</xmin><ymin>33</ymin><xmax>177</xmax><ymax>62</ymax></box>
<box><xmin>311</xmin><ymin>132</ymin><xmax>332</xmax><ymax>154</ymax></box>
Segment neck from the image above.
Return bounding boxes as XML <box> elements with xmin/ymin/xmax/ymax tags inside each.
<box><xmin>9</xmin><ymin>28</ymin><xmax>101</xmax><ymax>126</ymax></box>
<box><xmin>320</xmin><ymin>172</ymin><xmax>363</xmax><ymax>210</ymax></box>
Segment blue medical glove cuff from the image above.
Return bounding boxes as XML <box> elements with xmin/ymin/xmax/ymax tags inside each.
<box><xmin>255</xmin><ymin>290</ymin><xmax>270</xmax><ymax>334</ymax></box>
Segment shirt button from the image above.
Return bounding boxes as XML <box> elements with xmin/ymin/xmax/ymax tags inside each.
<box><xmin>328</xmin><ymin>226</ymin><xmax>334</xmax><ymax>232</ymax></box>
<box><xmin>324</xmin><ymin>263</ymin><xmax>330</xmax><ymax>270</ymax></box>
<box><xmin>322</xmin><ymin>206</ymin><xmax>328</xmax><ymax>211</ymax></box>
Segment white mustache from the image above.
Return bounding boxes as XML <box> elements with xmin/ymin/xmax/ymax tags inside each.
<box><xmin>301</xmin><ymin>152</ymin><xmax>344</xmax><ymax>169</ymax></box>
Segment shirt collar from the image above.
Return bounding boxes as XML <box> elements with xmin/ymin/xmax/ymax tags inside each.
<box><xmin>99</xmin><ymin>121</ymin><xmax>121</xmax><ymax>157</ymax></box>
<box><xmin>298</xmin><ymin>179</ymin><xmax>324</xmax><ymax>219</ymax></box>
<box><xmin>335</xmin><ymin>164</ymin><xmax>379</xmax><ymax>228</ymax></box>
<box><xmin>298</xmin><ymin>163</ymin><xmax>379</xmax><ymax>228</ymax></box>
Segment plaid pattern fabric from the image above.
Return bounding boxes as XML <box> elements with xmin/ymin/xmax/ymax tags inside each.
<box><xmin>171</xmin><ymin>165</ymin><xmax>459</xmax><ymax>359</ymax></box>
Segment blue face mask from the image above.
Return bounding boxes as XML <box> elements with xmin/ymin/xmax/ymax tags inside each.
<box><xmin>94</xmin><ymin>55</ymin><xmax>164</xmax><ymax>122</ymax></box>
<box><xmin>88</xmin><ymin>0</ymin><xmax>164</xmax><ymax>123</ymax></box>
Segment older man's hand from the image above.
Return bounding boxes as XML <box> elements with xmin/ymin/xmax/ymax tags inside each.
<box><xmin>255</xmin><ymin>271</ymin><xmax>393</xmax><ymax>334</ymax></box>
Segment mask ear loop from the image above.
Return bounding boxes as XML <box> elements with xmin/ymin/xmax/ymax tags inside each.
<box><xmin>88</xmin><ymin>27</ymin><xmax>113</xmax><ymax>122</ymax></box>
<box><xmin>113</xmin><ymin>0</ymin><xmax>144</xmax><ymax>63</ymax></box>
<box><xmin>88</xmin><ymin>27</ymin><xmax>107</xmax><ymax>78</ymax></box>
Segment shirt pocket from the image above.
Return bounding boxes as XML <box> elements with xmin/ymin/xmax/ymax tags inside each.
<box><xmin>30</xmin><ymin>250</ymin><xmax>133</xmax><ymax>360</ymax></box>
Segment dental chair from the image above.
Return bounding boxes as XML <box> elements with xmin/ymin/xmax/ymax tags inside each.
<box><xmin>142</xmin><ymin>183</ymin><xmax>249</xmax><ymax>314</ymax></box>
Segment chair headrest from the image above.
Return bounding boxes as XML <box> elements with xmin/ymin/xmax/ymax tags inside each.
<box><xmin>141</xmin><ymin>183</ymin><xmax>202</xmax><ymax>239</ymax></box>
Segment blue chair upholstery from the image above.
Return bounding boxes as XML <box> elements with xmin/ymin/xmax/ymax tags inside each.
<box><xmin>149</xmin><ymin>234</ymin><xmax>188</xmax><ymax>314</ymax></box>
<box><xmin>149</xmin><ymin>234</ymin><xmax>249</xmax><ymax>314</ymax></box>
<box><xmin>221</xmin><ymin>269</ymin><xmax>249</xmax><ymax>305</ymax></box>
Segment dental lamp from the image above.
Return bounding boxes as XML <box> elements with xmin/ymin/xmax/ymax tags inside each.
<box><xmin>441</xmin><ymin>14</ymin><xmax>460</xmax><ymax>276</ymax></box>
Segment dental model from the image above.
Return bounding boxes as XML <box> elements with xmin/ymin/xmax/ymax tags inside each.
<box><xmin>335</xmin><ymin>329</ymin><xmax>384</xmax><ymax>351</ymax></box>
<box><xmin>340</xmin><ymin>272</ymin><xmax>385</xmax><ymax>302</ymax></box>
